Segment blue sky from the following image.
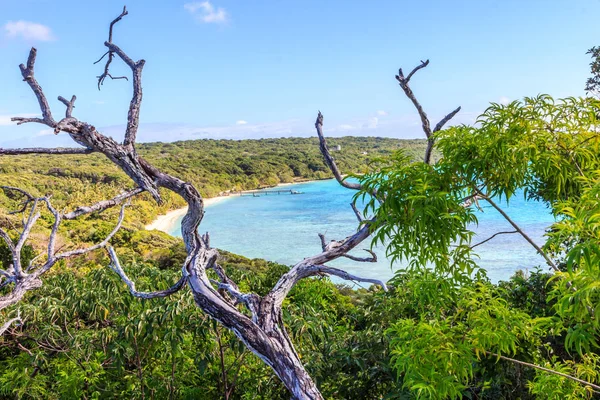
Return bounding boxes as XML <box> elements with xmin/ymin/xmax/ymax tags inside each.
<box><xmin>0</xmin><ymin>0</ymin><xmax>598</xmax><ymax>148</ymax></box>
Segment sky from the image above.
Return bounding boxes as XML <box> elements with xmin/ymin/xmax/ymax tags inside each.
<box><xmin>0</xmin><ymin>0</ymin><xmax>599</xmax><ymax>148</ymax></box>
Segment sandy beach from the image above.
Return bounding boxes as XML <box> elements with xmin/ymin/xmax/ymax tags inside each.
<box><xmin>145</xmin><ymin>179</ymin><xmax>323</xmax><ymax>233</ymax></box>
<box><xmin>144</xmin><ymin>196</ymin><xmax>231</xmax><ymax>233</ymax></box>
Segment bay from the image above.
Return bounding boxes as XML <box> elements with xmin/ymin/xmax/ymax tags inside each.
<box><xmin>169</xmin><ymin>179</ymin><xmax>556</xmax><ymax>284</ymax></box>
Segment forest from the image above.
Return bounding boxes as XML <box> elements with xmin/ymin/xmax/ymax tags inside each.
<box><xmin>1</xmin><ymin>5</ymin><xmax>599</xmax><ymax>400</ymax></box>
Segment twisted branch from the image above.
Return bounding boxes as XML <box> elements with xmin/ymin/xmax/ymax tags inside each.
<box><xmin>96</xmin><ymin>6</ymin><xmax>129</xmax><ymax>89</ymax></box>
<box><xmin>107</xmin><ymin>246</ymin><xmax>187</xmax><ymax>299</ymax></box>
<box><xmin>96</xmin><ymin>6</ymin><xmax>144</xmax><ymax>147</ymax></box>
<box><xmin>0</xmin><ymin>311</ymin><xmax>21</xmax><ymax>336</ymax></box>
<box><xmin>57</xmin><ymin>95</ymin><xmax>77</xmax><ymax>118</ymax></box>
<box><xmin>63</xmin><ymin>187</ymin><xmax>143</xmax><ymax>219</ymax></box>
<box><xmin>318</xmin><ymin>233</ymin><xmax>377</xmax><ymax>262</ymax></box>
<box><xmin>470</xmin><ymin>230</ymin><xmax>518</xmax><ymax>249</ymax></box>
<box><xmin>315</xmin><ymin>112</ymin><xmax>362</xmax><ymax>190</ymax></box>
<box><xmin>395</xmin><ymin>60</ymin><xmax>461</xmax><ymax>164</ymax></box>
<box><xmin>12</xmin><ymin>48</ymin><xmax>55</xmax><ymax>127</ymax></box>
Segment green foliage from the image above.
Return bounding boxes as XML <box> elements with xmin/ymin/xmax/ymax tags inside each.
<box><xmin>586</xmin><ymin>46</ymin><xmax>600</xmax><ymax>95</ymax></box>
<box><xmin>2</xmin><ymin>101</ymin><xmax>600</xmax><ymax>399</ymax></box>
<box><xmin>360</xmin><ymin>95</ymin><xmax>600</xmax><ymax>398</ymax></box>
<box><xmin>359</xmin><ymin>151</ymin><xmax>481</xmax><ymax>284</ymax></box>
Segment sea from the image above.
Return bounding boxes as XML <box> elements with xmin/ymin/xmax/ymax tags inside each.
<box><xmin>168</xmin><ymin>179</ymin><xmax>556</xmax><ymax>284</ymax></box>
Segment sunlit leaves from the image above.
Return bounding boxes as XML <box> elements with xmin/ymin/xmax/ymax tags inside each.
<box><xmin>358</xmin><ymin>151</ymin><xmax>481</xmax><ymax>283</ymax></box>
<box><xmin>374</xmin><ymin>94</ymin><xmax>600</xmax><ymax>399</ymax></box>
<box><xmin>388</xmin><ymin>282</ymin><xmax>544</xmax><ymax>399</ymax></box>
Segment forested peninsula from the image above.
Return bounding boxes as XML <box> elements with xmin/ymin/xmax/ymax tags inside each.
<box><xmin>0</xmin><ymin>137</ymin><xmax>430</xmax><ymax>399</ymax></box>
<box><xmin>2</xmin><ymin>4</ymin><xmax>599</xmax><ymax>398</ymax></box>
<box><xmin>1</xmin><ymin>137</ymin><xmax>425</xmax><ymax>227</ymax></box>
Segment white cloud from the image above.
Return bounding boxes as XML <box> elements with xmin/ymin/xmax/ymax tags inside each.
<box><xmin>4</xmin><ymin>20</ymin><xmax>55</xmax><ymax>42</ymax></box>
<box><xmin>236</xmin><ymin>120</ymin><xmax>248</xmax><ymax>125</ymax></box>
<box><xmin>184</xmin><ymin>1</ymin><xmax>228</xmax><ymax>24</ymax></box>
<box><xmin>0</xmin><ymin>114</ymin><xmax>36</xmax><ymax>126</ymax></box>
<box><xmin>362</xmin><ymin>117</ymin><xmax>378</xmax><ymax>129</ymax></box>
<box><xmin>36</xmin><ymin>128</ymin><xmax>54</xmax><ymax>137</ymax></box>
<box><xmin>337</xmin><ymin>124</ymin><xmax>355</xmax><ymax>131</ymax></box>
<box><xmin>2</xmin><ymin>110</ymin><xmax>484</xmax><ymax>148</ymax></box>
<box><xmin>376</xmin><ymin>110</ymin><xmax>388</xmax><ymax>116</ymax></box>
<box><xmin>499</xmin><ymin>96</ymin><xmax>510</xmax><ymax>105</ymax></box>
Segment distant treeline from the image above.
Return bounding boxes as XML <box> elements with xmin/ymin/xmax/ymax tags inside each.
<box><xmin>139</xmin><ymin>137</ymin><xmax>427</xmax><ymax>195</ymax></box>
<box><xmin>0</xmin><ymin>136</ymin><xmax>427</xmax><ymax>242</ymax></box>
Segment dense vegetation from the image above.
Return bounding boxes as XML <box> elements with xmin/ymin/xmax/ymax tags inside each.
<box><xmin>1</xmin><ymin>88</ymin><xmax>599</xmax><ymax>399</ymax></box>
<box><xmin>358</xmin><ymin>95</ymin><xmax>600</xmax><ymax>399</ymax></box>
<box><xmin>0</xmin><ymin>228</ymin><xmax>575</xmax><ymax>399</ymax></box>
<box><xmin>0</xmin><ymin>137</ymin><xmax>424</xmax><ymax>249</ymax></box>
<box><xmin>2</xmin><ymin>106</ymin><xmax>599</xmax><ymax>398</ymax></box>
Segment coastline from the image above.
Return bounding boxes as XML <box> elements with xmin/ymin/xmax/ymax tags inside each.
<box><xmin>144</xmin><ymin>196</ymin><xmax>231</xmax><ymax>232</ymax></box>
<box><xmin>144</xmin><ymin>179</ymin><xmax>325</xmax><ymax>234</ymax></box>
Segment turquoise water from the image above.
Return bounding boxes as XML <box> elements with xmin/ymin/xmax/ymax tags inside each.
<box><xmin>169</xmin><ymin>179</ymin><xmax>556</xmax><ymax>284</ymax></box>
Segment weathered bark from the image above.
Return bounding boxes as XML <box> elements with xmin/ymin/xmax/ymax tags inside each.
<box><xmin>395</xmin><ymin>60</ymin><xmax>461</xmax><ymax>164</ymax></box>
<box><xmin>1</xmin><ymin>8</ymin><xmax>395</xmax><ymax>399</ymax></box>
<box><xmin>0</xmin><ymin>194</ymin><xmax>126</xmax><ymax>312</ymax></box>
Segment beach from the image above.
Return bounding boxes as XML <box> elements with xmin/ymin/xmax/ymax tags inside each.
<box><xmin>144</xmin><ymin>179</ymin><xmax>322</xmax><ymax>233</ymax></box>
<box><xmin>144</xmin><ymin>196</ymin><xmax>231</xmax><ymax>232</ymax></box>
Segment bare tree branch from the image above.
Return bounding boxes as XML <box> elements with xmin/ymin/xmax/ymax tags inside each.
<box><xmin>5</xmin><ymin>10</ymin><xmax>400</xmax><ymax>398</ymax></box>
<box><xmin>40</xmin><ymin>197</ymin><xmax>61</xmax><ymax>260</ymax></box>
<box><xmin>475</xmin><ymin>189</ymin><xmax>558</xmax><ymax>271</ymax></box>
<box><xmin>271</xmin><ymin>264</ymin><xmax>387</xmax><ymax>307</ymax></box>
<box><xmin>395</xmin><ymin>60</ymin><xmax>461</xmax><ymax>164</ymax></box>
<box><xmin>433</xmin><ymin>106</ymin><xmax>462</xmax><ymax>133</ymax></box>
<box><xmin>14</xmin><ymin>200</ymin><xmax>40</xmax><ymax>278</ymax></box>
<box><xmin>314</xmin><ymin>112</ymin><xmax>362</xmax><ymax>190</ymax></box>
<box><xmin>425</xmin><ymin>105</ymin><xmax>462</xmax><ymax>163</ymax></box>
<box><xmin>211</xmin><ymin>262</ymin><xmax>240</xmax><ymax>292</ymax></box>
<box><xmin>396</xmin><ymin>62</ymin><xmax>432</xmax><ymax>140</ymax></box>
<box><xmin>1</xmin><ymin>186</ymin><xmax>35</xmax><ymax>214</ymax></box>
<box><xmin>96</xmin><ymin>6</ymin><xmax>144</xmax><ymax>148</ymax></box>
<box><xmin>10</xmin><ymin>46</ymin><xmax>160</xmax><ymax>201</ymax></box>
<box><xmin>211</xmin><ymin>279</ymin><xmax>261</xmax><ymax>323</ymax></box>
<box><xmin>54</xmin><ymin>203</ymin><xmax>126</xmax><ymax>261</ymax></box>
<box><xmin>96</xmin><ymin>6</ymin><xmax>129</xmax><ymax>89</ymax></box>
<box><xmin>1</xmin><ymin>186</ymin><xmax>34</xmax><ymax>201</ymax></box>
<box><xmin>0</xmin><ymin>194</ymin><xmax>130</xmax><ymax>313</ymax></box>
<box><xmin>57</xmin><ymin>95</ymin><xmax>77</xmax><ymax>118</ymax></box>
<box><xmin>350</xmin><ymin>202</ymin><xmax>364</xmax><ymax>222</ymax></box>
<box><xmin>266</xmin><ymin>221</ymin><xmax>375</xmax><ymax>311</ymax></box>
<box><xmin>401</xmin><ymin>59</ymin><xmax>429</xmax><ymax>84</ymax></box>
<box><xmin>0</xmin><ymin>311</ymin><xmax>21</xmax><ymax>336</ymax></box>
<box><xmin>0</xmin><ymin>228</ymin><xmax>14</xmax><ymax>253</ymax></box>
<box><xmin>318</xmin><ymin>233</ymin><xmax>376</xmax><ymax>262</ymax></box>
<box><xmin>343</xmin><ymin>249</ymin><xmax>377</xmax><ymax>263</ymax></box>
<box><xmin>486</xmin><ymin>351</ymin><xmax>600</xmax><ymax>392</ymax></box>
<box><xmin>10</xmin><ymin>117</ymin><xmax>46</xmax><ymax>126</ymax></box>
<box><xmin>470</xmin><ymin>230</ymin><xmax>518</xmax><ymax>249</ymax></box>
<box><xmin>63</xmin><ymin>187</ymin><xmax>143</xmax><ymax>219</ymax></box>
<box><xmin>13</xmin><ymin>48</ymin><xmax>56</xmax><ymax>128</ymax></box>
<box><xmin>107</xmin><ymin>246</ymin><xmax>186</xmax><ymax>299</ymax></box>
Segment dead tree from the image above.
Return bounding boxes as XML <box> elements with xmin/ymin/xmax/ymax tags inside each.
<box><xmin>0</xmin><ymin>7</ymin><xmax>459</xmax><ymax>399</ymax></box>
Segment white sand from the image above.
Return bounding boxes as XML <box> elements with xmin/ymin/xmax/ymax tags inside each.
<box><xmin>144</xmin><ymin>196</ymin><xmax>231</xmax><ymax>233</ymax></box>
<box><xmin>144</xmin><ymin>179</ymin><xmax>326</xmax><ymax>234</ymax></box>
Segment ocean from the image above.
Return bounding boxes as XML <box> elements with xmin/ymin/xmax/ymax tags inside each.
<box><xmin>168</xmin><ymin>179</ymin><xmax>556</xmax><ymax>284</ymax></box>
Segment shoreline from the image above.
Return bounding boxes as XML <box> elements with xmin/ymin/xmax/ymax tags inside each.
<box><xmin>144</xmin><ymin>179</ymin><xmax>327</xmax><ymax>233</ymax></box>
